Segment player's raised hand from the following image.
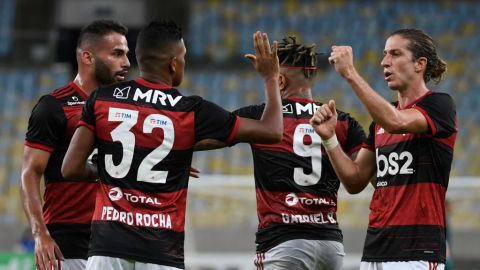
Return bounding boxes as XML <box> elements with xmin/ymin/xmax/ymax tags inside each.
<box><xmin>310</xmin><ymin>100</ymin><xmax>338</xmax><ymax>140</ymax></box>
<box><xmin>34</xmin><ymin>232</ymin><xmax>64</xmax><ymax>270</ymax></box>
<box><xmin>245</xmin><ymin>31</ymin><xmax>279</xmax><ymax>79</ymax></box>
<box><xmin>328</xmin><ymin>45</ymin><xmax>355</xmax><ymax>78</ymax></box>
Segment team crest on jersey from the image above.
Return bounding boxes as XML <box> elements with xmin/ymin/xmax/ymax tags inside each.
<box><xmin>283</xmin><ymin>104</ymin><xmax>294</xmax><ymax>114</ymax></box>
<box><xmin>113</xmin><ymin>86</ymin><xmax>131</xmax><ymax>99</ymax></box>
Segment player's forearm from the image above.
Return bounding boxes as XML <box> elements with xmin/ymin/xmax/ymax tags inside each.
<box><xmin>325</xmin><ymin>146</ymin><xmax>369</xmax><ymax>194</ymax></box>
<box><xmin>344</xmin><ymin>70</ymin><xmax>403</xmax><ymax>132</ymax></box>
<box><xmin>20</xmin><ymin>172</ymin><xmax>49</xmax><ymax>236</ymax></box>
<box><xmin>259</xmin><ymin>77</ymin><xmax>283</xmax><ymax>142</ymax></box>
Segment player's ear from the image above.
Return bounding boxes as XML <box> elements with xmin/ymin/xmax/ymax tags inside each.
<box><xmin>279</xmin><ymin>74</ymin><xmax>288</xmax><ymax>91</ymax></box>
<box><xmin>414</xmin><ymin>56</ymin><xmax>427</xmax><ymax>73</ymax></box>
<box><xmin>169</xmin><ymin>57</ymin><xmax>177</xmax><ymax>74</ymax></box>
<box><xmin>79</xmin><ymin>50</ymin><xmax>94</xmax><ymax>65</ymax></box>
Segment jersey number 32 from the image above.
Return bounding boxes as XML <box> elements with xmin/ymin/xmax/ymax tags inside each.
<box><xmin>105</xmin><ymin>107</ymin><xmax>173</xmax><ymax>184</ymax></box>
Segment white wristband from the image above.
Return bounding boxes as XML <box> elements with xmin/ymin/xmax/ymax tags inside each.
<box><xmin>322</xmin><ymin>134</ymin><xmax>339</xmax><ymax>151</ymax></box>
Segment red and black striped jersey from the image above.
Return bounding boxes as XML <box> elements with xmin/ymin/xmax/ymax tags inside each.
<box><xmin>25</xmin><ymin>82</ymin><xmax>95</xmax><ymax>259</ymax></box>
<box><xmin>361</xmin><ymin>91</ymin><xmax>457</xmax><ymax>263</ymax></box>
<box><xmin>79</xmin><ymin>78</ymin><xmax>239</xmax><ymax>268</ymax></box>
<box><xmin>234</xmin><ymin>97</ymin><xmax>365</xmax><ymax>252</ymax></box>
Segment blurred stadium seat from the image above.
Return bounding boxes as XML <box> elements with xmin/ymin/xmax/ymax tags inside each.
<box><xmin>0</xmin><ymin>67</ymin><xmax>70</xmax><ymax>226</ymax></box>
<box><xmin>0</xmin><ymin>0</ymin><xmax>15</xmax><ymax>57</ymax></box>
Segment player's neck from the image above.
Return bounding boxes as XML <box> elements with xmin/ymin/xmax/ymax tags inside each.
<box><xmin>282</xmin><ymin>87</ymin><xmax>313</xmax><ymax>100</ymax></box>
<box><xmin>73</xmin><ymin>74</ymin><xmax>98</xmax><ymax>96</ymax></box>
<box><xmin>396</xmin><ymin>81</ymin><xmax>429</xmax><ymax>109</ymax></box>
<box><xmin>139</xmin><ymin>71</ymin><xmax>172</xmax><ymax>86</ymax></box>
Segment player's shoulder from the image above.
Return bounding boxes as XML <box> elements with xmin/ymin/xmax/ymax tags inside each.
<box><xmin>238</xmin><ymin>102</ymin><xmax>265</xmax><ymax>111</ymax></box>
<box><xmin>50</xmin><ymin>83</ymin><xmax>76</xmax><ymax>99</ymax></box>
<box><xmin>35</xmin><ymin>92</ymin><xmax>62</xmax><ymax>108</ymax></box>
<box><xmin>185</xmin><ymin>95</ymin><xmax>223</xmax><ymax>111</ymax></box>
<box><xmin>48</xmin><ymin>82</ymin><xmax>89</xmax><ymax>107</ymax></box>
<box><xmin>425</xmin><ymin>91</ymin><xmax>454</xmax><ymax>101</ymax></box>
<box><xmin>30</xmin><ymin>93</ymin><xmax>64</xmax><ymax>118</ymax></box>
<box><xmin>96</xmin><ymin>80</ymin><xmax>134</xmax><ymax>96</ymax></box>
<box><xmin>418</xmin><ymin>91</ymin><xmax>455</xmax><ymax>107</ymax></box>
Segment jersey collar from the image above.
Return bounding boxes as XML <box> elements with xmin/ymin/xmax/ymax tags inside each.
<box><xmin>69</xmin><ymin>82</ymin><xmax>89</xmax><ymax>100</ymax></box>
<box><xmin>135</xmin><ymin>78</ymin><xmax>172</xmax><ymax>89</ymax></box>
<box><xmin>396</xmin><ymin>90</ymin><xmax>433</xmax><ymax>110</ymax></box>
<box><xmin>286</xmin><ymin>96</ymin><xmax>316</xmax><ymax>103</ymax></box>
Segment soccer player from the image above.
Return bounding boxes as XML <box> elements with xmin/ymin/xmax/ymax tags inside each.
<box><xmin>310</xmin><ymin>29</ymin><xmax>457</xmax><ymax>270</ymax></box>
<box><xmin>61</xmin><ymin>20</ymin><xmax>282</xmax><ymax>270</ymax></box>
<box><xmin>21</xmin><ymin>20</ymin><xmax>130</xmax><ymax>270</ymax></box>
<box><xmin>196</xmin><ymin>36</ymin><xmax>366</xmax><ymax>270</ymax></box>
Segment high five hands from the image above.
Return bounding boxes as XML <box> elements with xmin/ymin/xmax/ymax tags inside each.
<box><xmin>245</xmin><ymin>31</ymin><xmax>279</xmax><ymax>79</ymax></box>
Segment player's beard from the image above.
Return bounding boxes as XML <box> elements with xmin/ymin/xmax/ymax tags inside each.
<box><xmin>95</xmin><ymin>58</ymin><xmax>116</xmax><ymax>85</ymax></box>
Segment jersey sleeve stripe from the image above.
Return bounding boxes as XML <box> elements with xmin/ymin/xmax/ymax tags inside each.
<box><xmin>225</xmin><ymin>115</ymin><xmax>241</xmax><ymax>145</ymax></box>
<box><xmin>414</xmin><ymin>106</ymin><xmax>437</xmax><ymax>135</ymax></box>
<box><xmin>52</xmin><ymin>86</ymin><xmax>75</xmax><ymax>99</ymax></box>
<box><xmin>77</xmin><ymin>120</ymin><xmax>94</xmax><ymax>131</ymax></box>
<box><xmin>51</xmin><ymin>84</ymin><xmax>72</xmax><ymax>97</ymax></box>
<box><xmin>361</xmin><ymin>142</ymin><xmax>375</xmax><ymax>151</ymax></box>
<box><xmin>24</xmin><ymin>140</ymin><xmax>54</xmax><ymax>153</ymax></box>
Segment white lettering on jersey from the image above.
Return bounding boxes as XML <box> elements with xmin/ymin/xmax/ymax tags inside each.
<box><xmin>281</xmin><ymin>212</ymin><xmax>336</xmax><ymax>224</ymax></box>
<box><xmin>101</xmin><ymin>206</ymin><xmax>172</xmax><ymax>229</ymax></box>
<box><xmin>108</xmin><ymin>187</ymin><xmax>162</xmax><ymax>205</ymax></box>
<box><xmin>285</xmin><ymin>193</ymin><xmax>336</xmax><ymax>207</ymax></box>
<box><xmin>133</xmin><ymin>88</ymin><xmax>182</xmax><ymax>106</ymax></box>
<box><xmin>376</xmin><ymin>149</ymin><xmax>414</xmax><ymax>179</ymax></box>
<box><xmin>295</xmin><ymin>103</ymin><xmax>320</xmax><ymax>115</ymax></box>
<box><xmin>67</xmin><ymin>96</ymin><xmax>85</xmax><ymax>106</ymax></box>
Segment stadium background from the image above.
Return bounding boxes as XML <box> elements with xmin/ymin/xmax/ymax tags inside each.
<box><xmin>0</xmin><ymin>0</ymin><xmax>479</xmax><ymax>269</ymax></box>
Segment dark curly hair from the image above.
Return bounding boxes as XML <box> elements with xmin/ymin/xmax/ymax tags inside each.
<box><xmin>277</xmin><ymin>36</ymin><xmax>318</xmax><ymax>79</ymax></box>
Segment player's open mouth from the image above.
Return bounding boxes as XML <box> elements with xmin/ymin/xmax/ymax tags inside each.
<box><xmin>116</xmin><ymin>71</ymin><xmax>128</xmax><ymax>81</ymax></box>
<box><xmin>384</xmin><ymin>71</ymin><xmax>392</xmax><ymax>81</ymax></box>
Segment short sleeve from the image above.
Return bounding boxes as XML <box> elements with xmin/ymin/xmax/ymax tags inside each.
<box><xmin>233</xmin><ymin>104</ymin><xmax>265</xmax><ymax>120</ymax></box>
<box><xmin>344</xmin><ymin>115</ymin><xmax>366</xmax><ymax>155</ymax></box>
<box><xmin>362</xmin><ymin>121</ymin><xmax>376</xmax><ymax>151</ymax></box>
<box><xmin>415</xmin><ymin>93</ymin><xmax>457</xmax><ymax>138</ymax></box>
<box><xmin>25</xmin><ymin>95</ymin><xmax>66</xmax><ymax>152</ymax></box>
<box><xmin>195</xmin><ymin>100</ymin><xmax>240</xmax><ymax>144</ymax></box>
<box><xmin>78</xmin><ymin>90</ymin><xmax>98</xmax><ymax>131</ymax></box>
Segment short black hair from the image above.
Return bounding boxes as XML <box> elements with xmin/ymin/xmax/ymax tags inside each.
<box><xmin>278</xmin><ymin>36</ymin><xmax>318</xmax><ymax>79</ymax></box>
<box><xmin>136</xmin><ymin>20</ymin><xmax>183</xmax><ymax>56</ymax></box>
<box><xmin>77</xmin><ymin>20</ymin><xmax>128</xmax><ymax>49</ymax></box>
